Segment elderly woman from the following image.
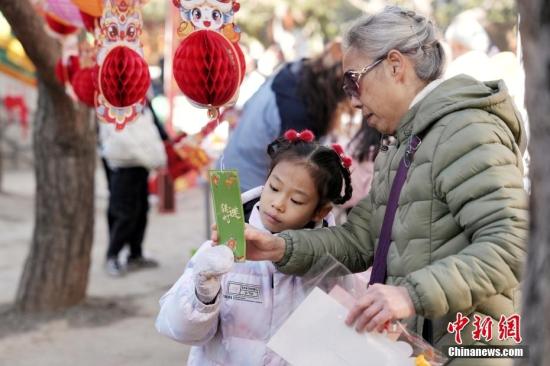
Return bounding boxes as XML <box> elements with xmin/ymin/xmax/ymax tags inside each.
<box><xmin>219</xmin><ymin>6</ymin><xmax>527</xmax><ymax>364</ymax></box>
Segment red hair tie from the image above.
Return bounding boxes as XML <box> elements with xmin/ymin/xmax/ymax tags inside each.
<box><xmin>331</xmin><ymin>143</ymin><xmax>352</xmax><ymax>169</ymax></box>
<box><xmin>283</xmin><ymin>129</ymin><xmax>315</xmax><ymax>143</ymax></box>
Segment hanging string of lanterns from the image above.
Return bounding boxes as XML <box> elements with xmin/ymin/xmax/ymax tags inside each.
<box><xmin>40</xmin><ymin>0</ymin><xmax>245</xmax><ymax>135</ymax></box>
<box><xmin>44</xmin><ymin>0</ymin><xmax>150</xmax><ymax>130</ymax></box>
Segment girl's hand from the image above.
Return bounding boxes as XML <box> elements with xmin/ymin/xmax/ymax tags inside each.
<box><xmin>210</xmin><ymin>224</ymin><xmax>286</xmax><ymax>262</ymax></box>
<box><xmin>193</xmin><ymin>245</ymin><xmax>234</xmax><ymax>304</ymax></box>
<box><xmin>345</xmin><ymin>284</ymin><xmax>415</xmax><ymax>333</ymax></box>
<box><xmin>210</xmin><ymin>224</ymin><xmax>219</xmax><ymax>244</ymax></box>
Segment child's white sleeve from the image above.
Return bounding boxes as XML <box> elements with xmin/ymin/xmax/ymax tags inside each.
<box><xmin>155</xmin><ymin>243</ymin><xmax>221</xmax><ymax>345</ymax></box>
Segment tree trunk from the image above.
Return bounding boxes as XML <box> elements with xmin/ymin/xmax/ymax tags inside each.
<box><xmin>517</xmin><ymin>0</ymin><xmax>550</xmax><ymax>365</ymax></box>
<box><xmin>0</xmin><ymin>0</ymin><xmax>96</xmax><ymax>312</ymax></box>
<box><xmin>0</xmin><ymin>112</ymin><xmax>3</xmax><ymax>192</ymax></box>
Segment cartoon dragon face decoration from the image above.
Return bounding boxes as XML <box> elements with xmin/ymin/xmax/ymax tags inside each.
<box><xmin>95</xmin><ymin>0</ymin><xmax>144</xmax><ymax>64</ymax></box>
<box><xmin>189</xmin><ymin>5</ymin><xmax>224</xmax><ymax>30</ymax></box>
<box><xmin>173</xmin><ymin>0</ymin><xmax>240</xmax><ymax>42</ymax></box>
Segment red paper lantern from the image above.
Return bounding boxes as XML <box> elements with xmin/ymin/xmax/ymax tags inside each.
<box><xmin>79</xmin><ymin>11</ymin><xmax>98</xmax><ymax>33</ymax></box>
<box><xmin>45</xmin><ymin>13</ymin><xmax>78</xmax><ymax>35</ymax></box>
<box><xmin>98</xmin><ymin>46</ymin><xmax>150</xmax><ymax>108</ymax></box>
<box><xmin>71</xmin><ymin>67</ymin><xmax>96</xmax><ymax>107</ymax></box>
<box><xmin>55</xmin><ymin>56</ymin><xmax>81</xmax><ymax>85</ymax></box>
<box><xmin>55</xmin><ymin>59</ymin><xmax>67</xmax><ymax>84</ymax></box>
<box><xmin>67</xmin><ymin>55</ymin><xmax>81</xmax><ymax>80</ymax></box>
<box><xmin>173</xmin><ymin>30</ymin><xmax>245</xmax><ymax>108</ymax></box>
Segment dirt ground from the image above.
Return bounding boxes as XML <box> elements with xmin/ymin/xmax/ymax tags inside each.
<box><xmin>0</xmin><ymin>165</ymin><xmax>209</xmax><ymax>365</ymax></box>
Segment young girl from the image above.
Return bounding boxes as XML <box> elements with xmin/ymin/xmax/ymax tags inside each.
<box><xmin>155</xmin><ymin>129</ymin><xmax>352</xmax><ymax>365</ymax></box>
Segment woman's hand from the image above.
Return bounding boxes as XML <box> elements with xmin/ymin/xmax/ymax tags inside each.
<box><xmin>345</xmin><ymin>284</ymin><xmax>415</xmax><ymax>333</ymax></box>
<box><xmin>210</xmin><ymin>224</ymin><xmax>286</xmax><ymax>262</ymax></box>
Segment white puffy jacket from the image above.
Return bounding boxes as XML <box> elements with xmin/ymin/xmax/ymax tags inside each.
<box><xmin>155</xmin><ymin>186</ymin><xmax>335</xmax><ymax>365</ymax></box>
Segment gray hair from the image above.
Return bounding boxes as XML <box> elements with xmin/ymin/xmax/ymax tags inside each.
<box><xmin>343</xmin><ymin>6</ymin><xmax>446</xmax><ymax>81</ymax></box>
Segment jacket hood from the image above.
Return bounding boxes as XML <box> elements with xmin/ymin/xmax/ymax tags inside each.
<box><xmin>397</xmin><ymin>75</ymin><xmax>527</xmax><ymax>152</ymax></box>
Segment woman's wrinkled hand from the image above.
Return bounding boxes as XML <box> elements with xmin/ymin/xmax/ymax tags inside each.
<box><xmin>212</xmin><ymin>223</ymin><xmax>286</xmax><ymax>262</ymax></box>
<box><xmin>345</xmin><ymin>284</ymin><xmax>415</xmax><ymax>333</ymax></box>
<box><xmin>243</xmin><ymin>224</ymin><xmax>286</xmax><ymax>262</ymax></box>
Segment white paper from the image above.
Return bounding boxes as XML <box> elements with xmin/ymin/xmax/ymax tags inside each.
<box><xmin>267</xmin><ymin>287</ymin><xmax>415</xmax><ymax>366</ymax></box>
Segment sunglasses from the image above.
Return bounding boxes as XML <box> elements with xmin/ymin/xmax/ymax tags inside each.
<box><xmin>342</xmin><ymin>56</ymin><xmax>385</xmax><ymax>99</ymax></box>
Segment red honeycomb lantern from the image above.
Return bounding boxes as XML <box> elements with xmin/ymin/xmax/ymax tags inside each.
<box><xmin>45</xmin><ymin>13</ymin><xmax>78</xmax><ymax>35</ymax></box>
<box><xmin>98</xmin><ymin>46</ymin><xmax>150</xmax><ymax>107</ymax></box>
<box><xmin>55</xmin><ymin>55</ymin><xmax>81</xmax><ymax>85</ymax></box>
<box><xmin>79</xmin><ymin>11</ymin><xmax>98</xmax><ymax>33</ymax></box>
<box><xmin>71</xmin><ymin>67</ymin><xmax>96</xmax><ymax>107</ymax></box>
<box><xmin>55</xmin><ymin>59</ymin><xmax>67</xmax><ymax>84</ymax></box>
<box><xmin>173</xmin><ymin>30</ymin><xmax>245</xmax><ymax>108</ymax></box>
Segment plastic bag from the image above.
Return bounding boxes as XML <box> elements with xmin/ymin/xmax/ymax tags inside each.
<box><xmin>285</xmin><ymin>254</ymin><xmax>448</xmax><ymax>366</ymax></box>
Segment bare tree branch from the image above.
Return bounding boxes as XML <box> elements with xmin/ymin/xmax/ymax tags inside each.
<box><xmin>0</xmin><ymin>0</ymin><xmax>62</xmax><ymax>87</ymax></box>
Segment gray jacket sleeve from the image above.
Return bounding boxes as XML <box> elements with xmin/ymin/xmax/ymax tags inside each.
<box><xmin>275</xmin><ymin>196</ymin><xmax>376</xmax><ymax>275</ymax></box>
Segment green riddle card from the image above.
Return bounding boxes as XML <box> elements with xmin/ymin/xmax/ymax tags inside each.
<box><xmin>209</xmin><ymin>170</ymin><xmax>246</xmax><ymax>262</ymax></box>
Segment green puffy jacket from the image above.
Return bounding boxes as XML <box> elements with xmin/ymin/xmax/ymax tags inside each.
<box><xmin>277</xmin><ymin>75</ymin><xmax>528</xmax><ymax>364</ymax></box>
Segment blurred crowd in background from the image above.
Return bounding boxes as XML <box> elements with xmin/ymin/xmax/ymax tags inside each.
<box><xmin>0</xmin><ymin>0</ymin><xmax>525</xmax><ymax>192</ymax></box>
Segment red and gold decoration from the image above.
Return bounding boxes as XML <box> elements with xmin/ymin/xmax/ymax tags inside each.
<box><xmin>94</xmin><ymin>0</ymin><xmax>150</xmax><ymax>129</ymax></box>
<box><xmin>172</xmin><ymin>0</ymin><xmax>245</xmax><ymax>121</ymax></box>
